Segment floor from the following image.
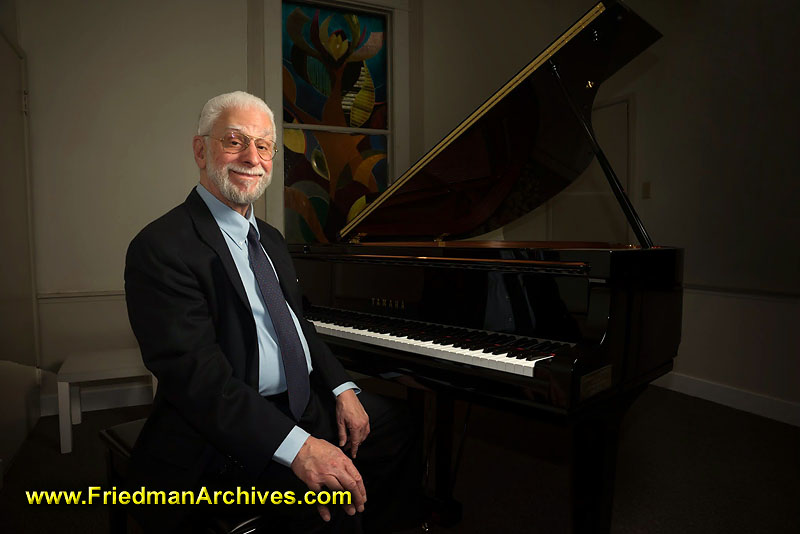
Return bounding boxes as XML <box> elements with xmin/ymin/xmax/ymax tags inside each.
<box><xmin>1</xmin><ymin>385</ymin><xmax>798</xmax><ymax>533</ymax></box>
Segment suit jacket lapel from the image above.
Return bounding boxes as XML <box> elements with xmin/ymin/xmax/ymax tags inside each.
<box><xmin>185</xmin><ymin>190</ymin><xmax>262</xmax><ymax>388</ymax></box>
<box><xmin>184</xmin><ymin>189</ymin><xmax>251</xmax><ymax>314</ymax></box>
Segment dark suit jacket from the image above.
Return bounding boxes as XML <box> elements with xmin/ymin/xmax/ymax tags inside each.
<box><xmin>123</xmin><ymin>189</ymin><xmax>352</xmax><ymax>506</ymax></box>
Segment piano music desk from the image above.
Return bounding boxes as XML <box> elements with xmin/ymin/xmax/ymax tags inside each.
<box><xmin>56</xmin><ymin>348</ymin><xmax>155</xmax><ymax>454</ymax></box>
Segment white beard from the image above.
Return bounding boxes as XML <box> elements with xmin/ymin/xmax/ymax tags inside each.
<box><xmin>206</xmin><ymin>152</ymin><xmax>272</xmax><ymax>206</ymax></box>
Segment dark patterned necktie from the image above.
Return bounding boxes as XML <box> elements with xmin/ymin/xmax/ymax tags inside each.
<box><xmin>246</xmin><ymin>225</ymin><xmax>310</xmax><ymax>420</ymax></box>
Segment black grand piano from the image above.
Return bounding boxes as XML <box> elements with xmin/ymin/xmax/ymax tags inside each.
<box><xmin>289</xmin><ymin>2</ymin><xmax>683</xmax><ymax>532</ymax></box>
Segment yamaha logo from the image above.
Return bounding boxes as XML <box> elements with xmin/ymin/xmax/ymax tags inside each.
<box><xmin>370</xmin><ymin>297</ymin><xmax>405</xmax><ymax>310</ymax></box>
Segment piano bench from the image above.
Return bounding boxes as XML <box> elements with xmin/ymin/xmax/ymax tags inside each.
<box><xmin>99</xmin><ymin>419</ymin><xmax>266</xmax><ymax>534</ymax></box>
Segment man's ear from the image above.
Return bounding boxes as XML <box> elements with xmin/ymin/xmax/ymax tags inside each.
<box><xmin>193</xmin><ymin>136</ymin><xmax>207</xmax><ymax>170</ymax></box>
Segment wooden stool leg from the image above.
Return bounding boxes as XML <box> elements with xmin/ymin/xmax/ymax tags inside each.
<box><xmin>57</xmin><ymin>381</ymin><xmax>72</xmax><ymax>454</ymax></box>
<box><xmin>70</xmin><ymin>385</ymin><xmax>82</xmax><ymax>424</ymax></box>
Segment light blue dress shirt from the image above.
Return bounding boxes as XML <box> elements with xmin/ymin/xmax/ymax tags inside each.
<box><xmin>196</xmin><ymin>184</ymin><xmax>357</xmax><ymax>466</ymax></box>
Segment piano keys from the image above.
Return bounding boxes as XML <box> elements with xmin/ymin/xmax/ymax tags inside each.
<box><xmin>309</xmin><ymin>309</ymin><xmax>572</xmax><ymax>378</ymax></box>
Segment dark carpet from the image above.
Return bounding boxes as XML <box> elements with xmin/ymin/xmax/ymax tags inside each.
<box><xmin>1</xmin><ymin>385</ymin><xmax>798</xmax><ymax>533</ymax></box>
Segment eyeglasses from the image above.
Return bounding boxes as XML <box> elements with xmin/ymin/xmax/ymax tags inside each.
<box><xmin>204</xmin><ymin>130</ymin><xmax>279</xmax><ymax>161</ymax></box>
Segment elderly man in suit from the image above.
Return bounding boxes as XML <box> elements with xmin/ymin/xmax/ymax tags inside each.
<box><xmin>124</xmin><ymin>91</ymin><xmax>419</xmax><ymax>532</ymax></box>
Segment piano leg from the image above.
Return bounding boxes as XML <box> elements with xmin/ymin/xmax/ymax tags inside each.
<box><xmin>435</xmin><ymin>395</ymin><xmax>455</xmax><ymax>503</ymax></box>
<box><xmin>415</xmin><ymin>391</ymin><xmax>463</xmax><ymax>527</ymax></box>
<box><xmin>569</xmin><ymin>388</ymin><xmax>642</xmax><ymax>534</ymax></box>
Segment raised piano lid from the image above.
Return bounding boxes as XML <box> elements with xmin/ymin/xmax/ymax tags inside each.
<box><xmin>339</xmin><ymin>1</ymin><xmax>661</xmax><ymax>243</ymax></box>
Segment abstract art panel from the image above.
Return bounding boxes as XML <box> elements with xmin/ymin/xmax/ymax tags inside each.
<box><xmin>284</xmin><ymin>129</ymin><xmax>388</xmax><ymax>243</ymax></box>
<box><xmin>282</xmin><ymin>2</ymin><xmax>388</xmax><ymax>129</ymax></box>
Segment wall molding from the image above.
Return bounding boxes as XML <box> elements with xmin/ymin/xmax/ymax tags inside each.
<box><xmin>684</xmin><ymin>284</ymin><xmax>799</xmax><ymax>301</ymax></box>
<box><xmin>654</xmin><ymin>372</ymin><xmax>800</xmax><ymax>428</ymax></box>
<box><xmin>37</xmin><ymin>290</ymin><xmax>125</xmax><ymax>301</ymax></box>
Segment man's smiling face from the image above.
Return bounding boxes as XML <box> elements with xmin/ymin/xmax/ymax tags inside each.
<box><xmin>200</xmin><ymin>106</ymin><xmax>274</xmax><ymax>210</ymax></box>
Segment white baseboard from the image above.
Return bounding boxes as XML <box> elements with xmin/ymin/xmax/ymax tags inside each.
<box><xmin>654</xmin><ymin>372</ymin><xmax>800</xmax><ymax>427</ymax></box>
<box><xmin>40</xmin><ymin>380</ymin><xmax>153</xmax><ymax>418</ymax></box>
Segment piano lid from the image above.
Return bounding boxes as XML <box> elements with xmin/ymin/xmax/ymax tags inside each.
<box><xmin>339</xmin><ymin>1</ymin><xmax>661</xmax><ymax>243</ymax></box>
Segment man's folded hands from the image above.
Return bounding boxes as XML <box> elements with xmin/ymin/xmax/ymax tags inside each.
<box><xmin>290</xmin><ymin>436</ymin><xmax>367</xmax><ymax>522</ymax></box>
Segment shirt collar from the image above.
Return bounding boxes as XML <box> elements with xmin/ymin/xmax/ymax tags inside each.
<box><xmin>195</xmin><ymin>183</ymin><xmax>260</xmax><ymax>250</ymax></box>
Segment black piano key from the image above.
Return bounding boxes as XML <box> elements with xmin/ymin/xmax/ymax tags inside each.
<box><xmin>444</xmin><ymin>335</ymin><xmax>474</xmax><ymax>348</ymax></box>
<box><xmin>490</xmin><ymin>340</ymin><xmax>522</xmax><ymax>354</ymax></box>
<box><xmin>465</xmin><ymin>335</ymin><xmax>502</xmax><ymax>350</ymax></box>
<box><xmin>451</xmin><ymin>338</ymin><xmax>475</xmax><ymax>349</ymax></box>
<box><xmin>480</xmin><ymin>335</ymin><xmax>517</xmax><ymax>353</ymax></box>
<box><xmin>517</xmin><ymin>339</ymin><xmax>542</xmax><ymax>349</ymax></box>
<box><xmin>390</xmin><ymin>321</ymin><xmax>416</xmax><ymax>337</ymax></box>
<box><xmin>522</xmin><ymin>343</ymin><xmax>544</xmax><ymax>360</ymax></box>
<box><xmin>396</xmin><ymin>329</ymin><xmax>417</xmax><ymax>339</ymax></box>
<box><xmin>406</xmin><ymin>327</ymin><xmax>432</xmax><ymax>340</ymax></box>
<box><xmin>525</xmin><ymin>347</ymin><xmax>560</xmax><ymax>360</ymax></box>
<box><xmin>431</xmin><ymin>328</ymin><xmax>462</xmax><ymax>344</ymax></box>
<box><xmin>513</xmin><ymin>350</ymin><xmax>532</xmax><ymax>359</ymax></box>
<box><xmin>500</xmin><ymin>349</ymin><xmax>529</xmax><ymax>360</ymax></box>
<box><xmin>366</xmin><ymin>322</ymin><xmax>385</xmax><ymax>332</ymax></box>
<box><xmin>442</xmin><ymin>328</ymin><xmax>473</xmax><ymax>345</ymax></box>
<box><xmin>418</xmin><ymin>326</ymin><xmax>452</xmax><ymax>341</ymax></box>
<box><xmin>525</xmin><ymin>353</ymin><xmax>549</xmax><ymax>361</ymax></box>
<box><xmin>500</xmin><ymin>339</ymin><xmax>540</xmax><ymax>357</ymax></box>
<box><xmin>454</xmin><ymin>333</ymin><xmax>491</xmax><ymax>349</ymax></box>
<box><xmin>473</xmin><ymin>340</ymin><xmax>509</xmax><ymax>352</ymax></box>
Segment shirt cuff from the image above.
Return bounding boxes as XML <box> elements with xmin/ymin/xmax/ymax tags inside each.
<box><xmin>332</xmin><ymin>381</ymin><xmax>360</xmax><ymax>397</ymax></box>
<box><xmin>272</xmin><ymin>425</ymin><xmax>311</xmax><ymax>467</ymax></box>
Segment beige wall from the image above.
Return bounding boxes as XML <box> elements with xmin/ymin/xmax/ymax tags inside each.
<box><xmin>19</xmin><ymin>0</ymin><xmax>248</xmax><ymax>295</ymax></box>
<box><xmin>677</xmin><ymin>289</ymin><xmax>799</xmax><ymax>403</ymax></box>
<box><xmin>0</xmin><ymin>361</ymin><xmax>38</xmax><ymax>471</ymax></box>
<box><xmin>421</xmin><ymin>0</ymin><xmax>592</xmax><ymax>151</ymax></box>
<box><xmin>36</xmin><ymin>295</ymin><xmax>137</xmax><ymax>373</ymax></box>
<box><xmin>17</xmin><ymin>0</ymin><xmax>248</xmax><ymax>379</ymax></box>
<box><xmin>1</xmin><ymin>1</ymin><xmax>39</xmax><ymax>472</ymax></box>
<box><xmin>0</xmin><ymin>0</ymin><xmax>18</xmax><ymax>45</ymax></box>
<box><xmin>419</xmin><ymin>0</ymin><xmax>800</xmax><ymax>409</ymax></box>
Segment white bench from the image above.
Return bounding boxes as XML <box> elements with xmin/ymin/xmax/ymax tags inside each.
<box><xmin>57</xmin><ymin>348</ymin><xmax>155</xmax><ymax>453</ymax></box>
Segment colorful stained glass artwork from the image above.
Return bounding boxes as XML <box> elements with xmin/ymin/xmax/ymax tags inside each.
<box><xmin>282</xmin><ymin>2</ymin><xmax>388</xmax><ymax>129</ymax></box>
<box><xmin>284</xmin><ymin>130</ymin><xmax>388</xmax><ymax>243</ymax></box>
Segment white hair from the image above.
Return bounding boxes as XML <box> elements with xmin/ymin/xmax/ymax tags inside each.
<box><xmin>197</xmin><ymin>91</ymin><xmax>275</xmax><ymax>140</ymax></box>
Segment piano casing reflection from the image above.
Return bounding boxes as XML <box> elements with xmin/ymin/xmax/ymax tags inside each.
<box><xmin>288</xmin><ymin>2</ymin><xmax>682</xmax><ymax>533</ymax></box>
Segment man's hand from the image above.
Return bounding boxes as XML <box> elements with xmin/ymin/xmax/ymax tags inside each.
<box><xmin>291</xmin><ymin>436</ymin><xmax>367</xmax><ymax>522</ymax></box>
<box><xmin>335</xmin><ymin>389</ymin><xmax>370</xmax><ymax>458</ymax></box>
